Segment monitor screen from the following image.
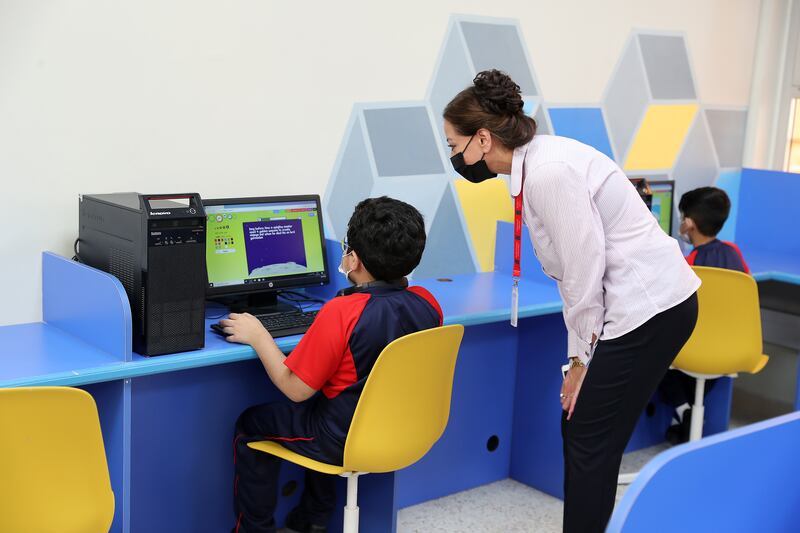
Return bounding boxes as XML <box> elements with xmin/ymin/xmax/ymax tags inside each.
<box><xmin>648</xmin><ymin>181</ymin><xmax>674</xmax><ymax>235</ymax></box>
<box><xmin>203</xmin><ymin>195</ymin><xmax>329</xmax><ymax>295</ymax></box>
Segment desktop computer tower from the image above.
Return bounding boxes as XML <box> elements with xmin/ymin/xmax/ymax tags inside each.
<box><xmin>78</xmin><ymin>193</ymin><xmax>207</xmax><ymax>356</ymax></box>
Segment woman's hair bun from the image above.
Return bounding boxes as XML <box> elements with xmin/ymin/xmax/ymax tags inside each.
<box><xmin>472</xmin><ymin>69</ymin><xmax>524</xmax><ymax>117</ymax></box>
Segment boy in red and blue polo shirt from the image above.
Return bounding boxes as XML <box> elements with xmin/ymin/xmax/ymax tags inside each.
<box><xmin>220</xmin><ymin>197</ymin><xmax>442</xmax><ymax>533</ymax></box>
<box><xmin>680</xmin><ymin>186</ymin><xmax>749</xmax><ymax>274</ymax></box>
<box><xmin>660</xmin><ymin>186</ymin><xmax>749</xmax><ymax>443</ymax></box>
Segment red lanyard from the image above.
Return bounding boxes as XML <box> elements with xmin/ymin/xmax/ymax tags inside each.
<box><xmin>513</xmin><ymin>191</ymin><xmax>523</xmax><ymax>279</ymax></box>
<box><xmin>511</xmin><ymin>180</ymin><xmax>523</xmax><ymax>327</ymax></box>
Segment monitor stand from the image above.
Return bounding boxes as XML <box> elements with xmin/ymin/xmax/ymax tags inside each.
<box><xmin>212</xmin><ymin>291</ymin><xmax>297</xmax><ymax>316</ymax></box>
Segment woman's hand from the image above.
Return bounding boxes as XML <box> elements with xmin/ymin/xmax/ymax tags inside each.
<box><xmin>561</xmin><ymin>362</ymin><xmax>587</xmax><ymax>420</ymax></box>
<box><xmin>218</xmin><ymin>313</ymin><xmax>272</xmax><ymax>348</ymax></box>
<box><xmin>561</xmin><ymin>334</ymin><xmax>596</xmax><ymax>419</ymax></box>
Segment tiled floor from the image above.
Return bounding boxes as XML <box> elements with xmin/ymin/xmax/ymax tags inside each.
<box><xmin>397</xmin><ymin>415</ymin><xmax>759</xmax><ymax>533</ymax></box>
<box><xmin>396</xmin><ymin>442</ymin><xmax>671</xmax><ymax>533</ymax></box>
<box><xmin>397</xmin><ymin>478</ymin><xmax>563</xmax><ymax>533</ymax></box>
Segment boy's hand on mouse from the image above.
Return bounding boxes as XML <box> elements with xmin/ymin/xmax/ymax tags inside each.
<box><xmin>219</xmin><ymin>313</ymin><xmax>272</xmax><ymax>347</ymax></box>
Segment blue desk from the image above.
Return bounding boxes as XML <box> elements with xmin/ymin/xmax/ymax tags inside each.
<box><xmin>747</xmin><ymin>250</ymin><xmax>800</xmax><ymax>285</ymax></box>
<box><xmin>0</xmin><ymin>271</ymin><xmax>560</xmax><ymax>389</ymax></box>
<box><xmin>0</xmin><ymin>232</ymin><xmax>733</xmax><ymax>533</ymax></box>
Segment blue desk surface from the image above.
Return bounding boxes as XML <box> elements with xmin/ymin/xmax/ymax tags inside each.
<box><xmin>0</xmin><ymin>323</ymin><xmax>121</xmax><ymax>382</ymax></box>
<box><xmin>2</xmin><ymin>237</ymin><xmax>795</xmax><ymax>389</ymax></box>
<box><xmin>0</xmin><ymin>272</ymin><xmax>562</xmax><ymax>388</ymax></box>
<box><xmin>746</xmin><ymin>249</ymin><xmax>800</xmax><ymax>284</ymax></box>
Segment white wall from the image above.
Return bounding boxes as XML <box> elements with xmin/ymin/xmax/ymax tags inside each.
<box><xmin>0</xmin><ymin>0</ymin><xmax>761</xmax><ymax>325</ymax></box>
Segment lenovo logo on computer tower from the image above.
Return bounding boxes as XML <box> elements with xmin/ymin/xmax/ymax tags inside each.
<box><xmin>78</xmin><ymin>193</ymin><xmax>207</xmax><ymax>356</ymax></box>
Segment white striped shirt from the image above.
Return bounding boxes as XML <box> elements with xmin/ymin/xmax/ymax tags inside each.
<box><xmin>510</xmin><ymin>135</ymin><xmax>700</xmax><ymax>364</ymax></box>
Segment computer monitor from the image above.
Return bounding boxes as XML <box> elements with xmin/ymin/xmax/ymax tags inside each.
<box><xmin>648</xmin><ymin>180</ymin><xmax>675</xmax><ymax>235</ymax></box>
<box><xmin>202</xmin><ymin>195</ymin><xmax>329</xmax><ymax>312</ymax></box>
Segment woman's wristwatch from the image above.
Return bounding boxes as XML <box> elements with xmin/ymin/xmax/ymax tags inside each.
<box><xmin>568</xmin><ymin>357</ymin><xmax>585</xmax><ymax>370</ymax></box>
<box><xmin>561</xmin><ymin>357</ymin><xmax>586</xmax><ymax>378</ymax></box>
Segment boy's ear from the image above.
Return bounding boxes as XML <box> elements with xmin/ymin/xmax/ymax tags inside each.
<box><xmin>349</xmin><ymin>250</ymin><xmax>363</xmax><ymax>271</ymax></box>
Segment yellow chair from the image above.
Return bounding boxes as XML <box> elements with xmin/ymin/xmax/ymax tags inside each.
<box><xmin>619</xmin><ymin>267</ymin><xmax>769</xmax><ymax>486</ymax></box>
<box><xmin>0</xmin><ymin>386</ymin><xmax>115</xmax><ymax>533</ymax></box>
<box><xmin>248</xmin><ymin>324</ymin><xmax>465</xmax><ymax>533</ymax></box>
<box><xmin>672</xmin><ymin>266</ymin><xmax>769</xmax><ymax>441</ymax></box>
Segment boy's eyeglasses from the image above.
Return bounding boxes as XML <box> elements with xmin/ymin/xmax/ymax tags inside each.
<box><xmin>341</xmin><ymin>238</ymin><xmax>352</xmax><ymax>255</ymax></box>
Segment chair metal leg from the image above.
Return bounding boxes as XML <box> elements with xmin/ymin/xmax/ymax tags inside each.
<box><xmin>343</xmin><ymin>473</ymin><xmax>360</xmax><ymax>533</ymax></box>
<box><xmin>690</xmin><ymin>377</ymin><xmax>706</xmax><ymax>441</ymax></box>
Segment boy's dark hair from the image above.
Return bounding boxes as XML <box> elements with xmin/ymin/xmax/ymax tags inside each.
<box><xmin>346</xmin><ymin>197</ymin><xmax>426</xmax><ymax>281</ymax></box>
<box><xmin>678</xmin><ymin>187</ymin><xmax>731</xmax><ymax>237</ymax></box>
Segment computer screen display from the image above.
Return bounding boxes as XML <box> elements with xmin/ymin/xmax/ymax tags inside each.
<box><xmin>648</xmin><ymin>181</ymin><xmax>675</xmax><ymax>235</ymax></box>
<box><xmin>203</xmin><ymin>196</ymin><xmax>328</xmax><ymax>295</ymax></box>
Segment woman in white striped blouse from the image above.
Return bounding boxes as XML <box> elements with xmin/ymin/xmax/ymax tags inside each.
<box><xmin>443</xmin><ymin>70</ymin><xmax>700</xmax><ymax>533</ymax></box>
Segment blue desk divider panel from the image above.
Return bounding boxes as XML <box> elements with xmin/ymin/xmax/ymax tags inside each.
<box><xmin>732</xmin><ymin>169</ymin><xmax>800</xmax><ymax>280</ymax></box>
<box><xmin>736</xmin><ymin>169</ymin><xmax>800</xmax><ymax>256</ymax></box>
<box><xmin>42</xmin><ymin>252</ymin><xmax>132</xmax><ymax>361</ymax></box>
<box><xmin>24</xmin><ymin>252</ymin><xmax>133</xmax><ymax>532</ymax></box>
<box><xmin>714</xmin><ymin>169</ymin><xmax>741</xmax><ymax>242</ymax></box>
<box><xmin>607</xmin><ymin>411</ymin><xmax>800</xmax><ymax>533</ymax></box>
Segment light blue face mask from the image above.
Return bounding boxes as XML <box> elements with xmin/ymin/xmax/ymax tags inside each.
<box><xmin>678</xmin><ymin>216</ymin><xmax>692</xmax><ymax>245</ymax></box>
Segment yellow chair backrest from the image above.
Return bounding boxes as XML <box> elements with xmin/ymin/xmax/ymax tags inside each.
<box><xmin>672</xmin><ymin>266</ymin><xmax>768</xmax><ymax>376</ymax></box>
<box><xmin>342</xmin><ymin>324</ymin><xmax>464</xmax><ymax>473</ymax></box>
<box><xmin>0</xmin><ymin>386</ymin><xmax>115</xmax><ymax>533</ymax></box>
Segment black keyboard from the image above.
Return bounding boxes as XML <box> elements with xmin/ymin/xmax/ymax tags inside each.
<box><xmin>256</xmin><ymin>310</ymin><xmax>319</xmax><ymax>337</ymax></box>
<box><xmin>211</xmin><ymin>310</ymin><xmax>319</xmax><ymax>339</ymax></box>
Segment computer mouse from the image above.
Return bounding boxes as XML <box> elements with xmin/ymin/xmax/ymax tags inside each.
<box><xmin>210</xmin><ymin>323</ymin><xmax>231</xmax><ymax>337</ymax></box>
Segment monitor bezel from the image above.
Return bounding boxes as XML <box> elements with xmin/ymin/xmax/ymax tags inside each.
<box><xmin>202</xmin><ymin>194</ymin><xmax>330</xmax><ymax>298</ymax></box>
<box><xmin>648</xmin><ymin>179</ymin><xmax>675</xmax><ymax>235</ymax></box>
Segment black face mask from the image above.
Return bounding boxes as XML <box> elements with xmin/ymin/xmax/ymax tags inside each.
<box><xmin>450</xmin><ymin>134</ymin><xmax>497</xmax><ymax>183</ymax></box>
